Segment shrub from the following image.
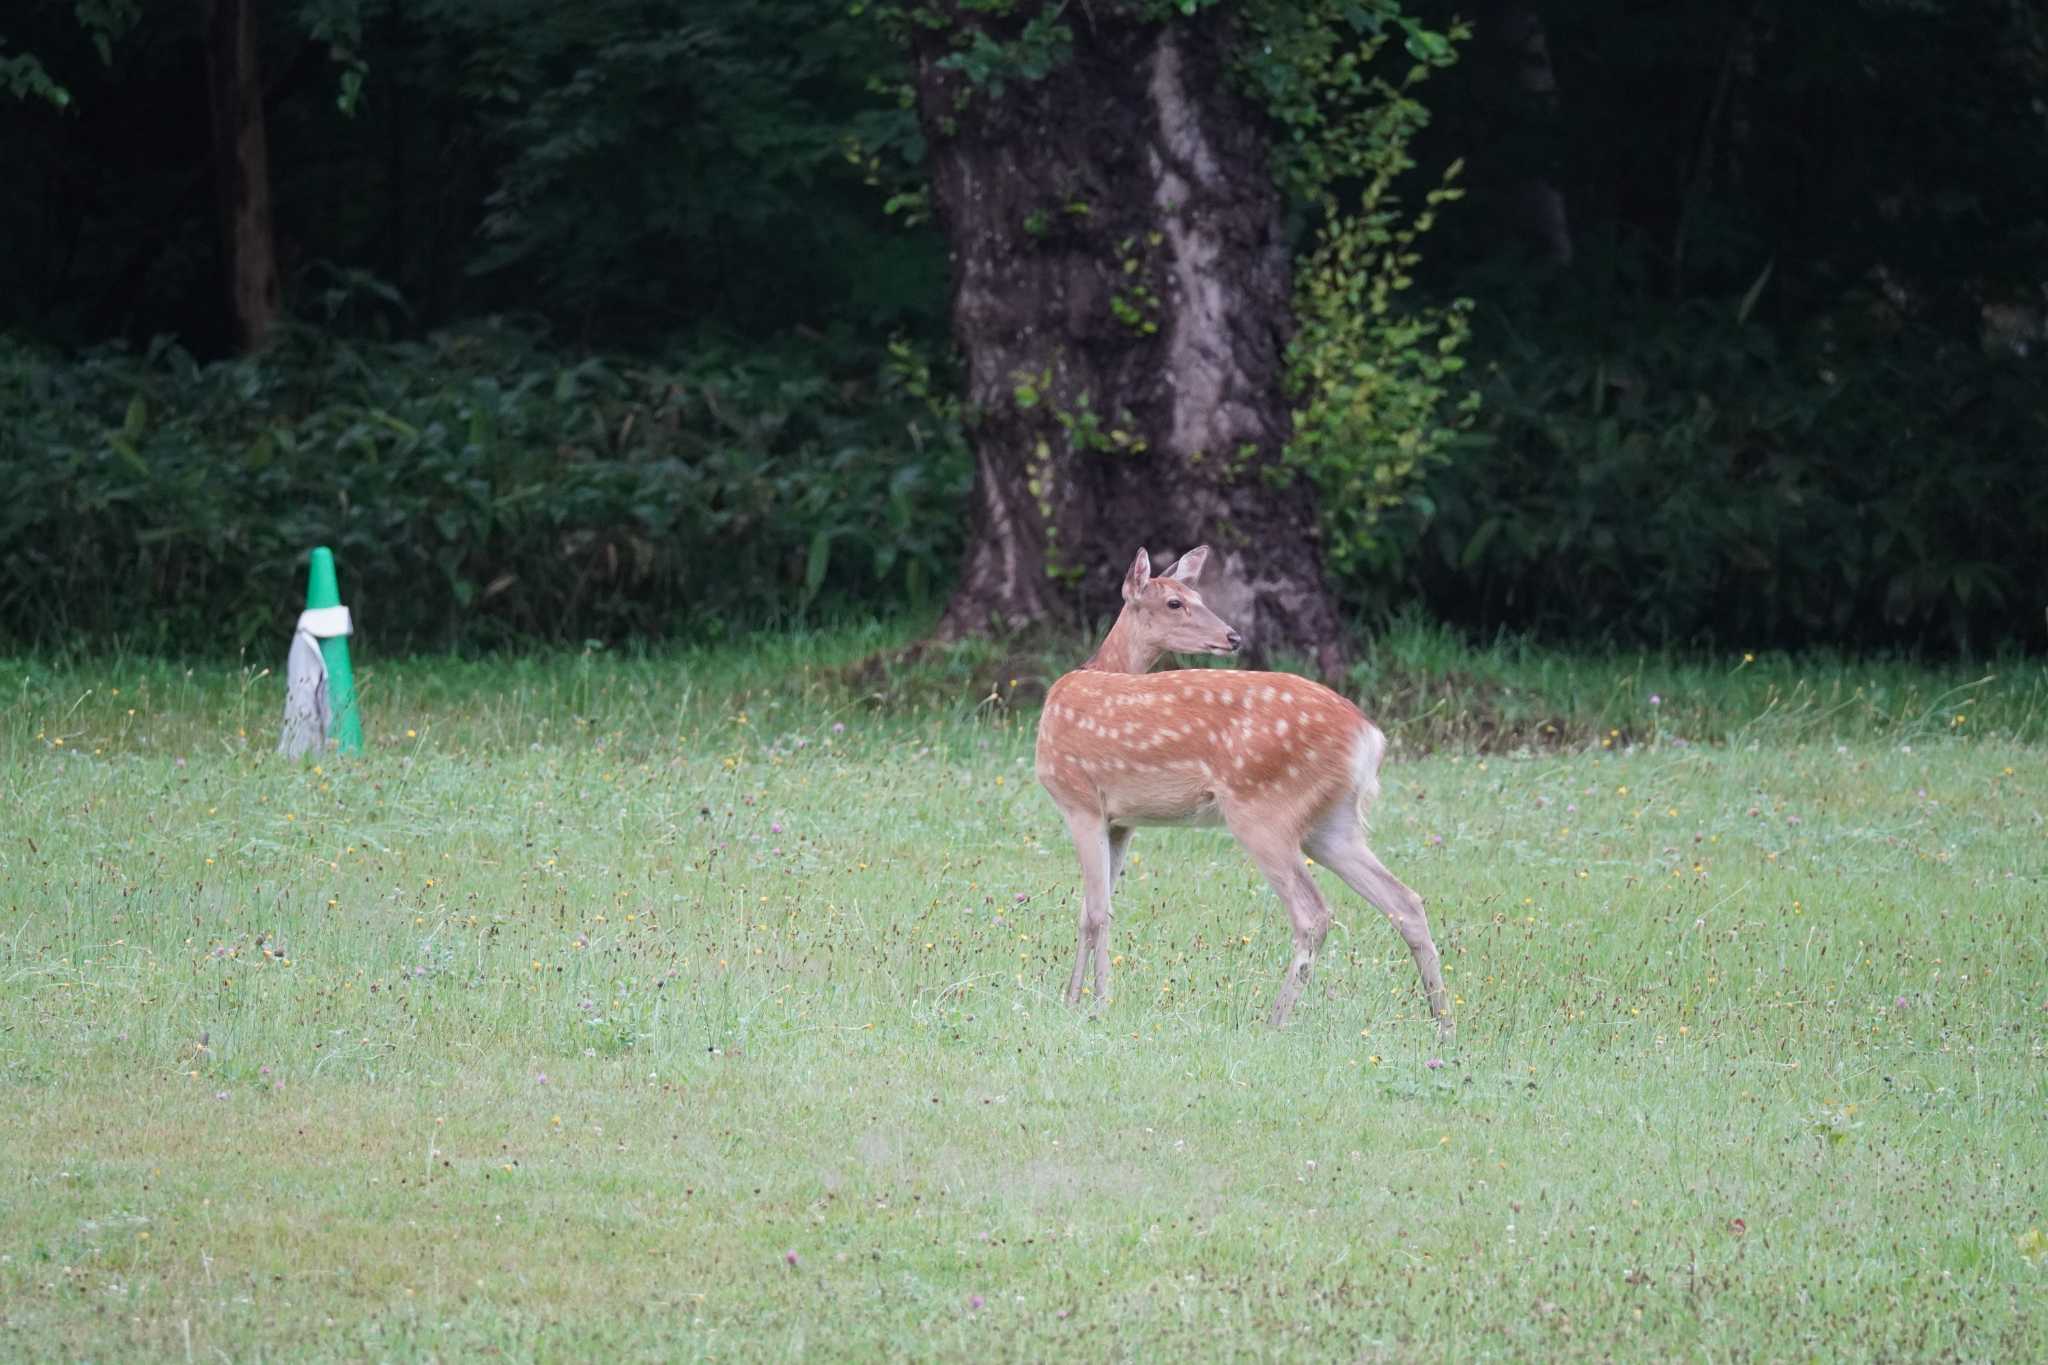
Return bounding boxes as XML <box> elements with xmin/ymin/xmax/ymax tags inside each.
<box><xmin>1388</xmin><ymin>289</ymin><xmax>2047</xmax><ymax>652</ymax></box>
<box><xmin>0</xmin><ymin>323</ymin><xmax>971</xmax><ymax>653</ymax></box>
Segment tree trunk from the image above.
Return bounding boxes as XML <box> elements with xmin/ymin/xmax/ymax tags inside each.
<box><xmin>912</xmin><ymin>5</ymin><xmax>1346</xmax><ymax>676</ymax></box>
<box><xmin>1480</xmin><ymin>4</ymin><xmax>1572</xmax><ymax>265</ymax></box>
<box><xmin>203</xmin><ymin>0</ymin><xmax>280</xmax><ymax>351</ymax></box>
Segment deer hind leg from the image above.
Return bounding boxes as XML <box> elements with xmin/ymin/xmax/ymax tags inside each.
<box><xmin>1230</xmin><ymin>822</ymin><xmax>1332</xmax><ymax>1028</ymax></box>
<box><xmin>1060</xmin><ymin>810</ymin><xmax>1119</xmax><ymax>1007</ymax></box>
<box><xmin>1306</xmin><ymin>809</ymin><xmax>1452</xmax><ymax>1043</ymax></box>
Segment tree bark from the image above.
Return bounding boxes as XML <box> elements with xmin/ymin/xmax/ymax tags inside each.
<box><xmin>912</xmin><ymin>4</ymin><xmax>1346</xmax><ymax>675</ymax></box>
<box><xmin>203</xmin><ymin>0</ymin><xmax>280</xmax><ymax>351</ymax></box>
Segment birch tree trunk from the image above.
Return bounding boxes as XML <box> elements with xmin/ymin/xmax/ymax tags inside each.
<box><xmin>912</xmin><ymin>5</ymin><xmax>1346</xmax><ymax>675</ymax></box>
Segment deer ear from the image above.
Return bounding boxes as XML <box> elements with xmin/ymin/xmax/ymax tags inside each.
<box><xmin>1162</xmin><ymin>545</ymin><xmax>1210</xmax><ymax>583</ymax></box>
<box><xmin>1121</xmin><ymin>548</ymin><xmax>1152</xmax><ymax>602</ymax></box>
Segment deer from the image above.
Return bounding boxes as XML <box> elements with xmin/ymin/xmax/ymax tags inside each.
<box><xmin>1034</xmin><ymin>546</ymin><xmax>1452</xmax><ymax>1042</ymax></box>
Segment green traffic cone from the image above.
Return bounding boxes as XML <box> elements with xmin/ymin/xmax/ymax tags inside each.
<box><xmin>304</xmin><ymin>546</ymin><xmax>363</xmax><ymax>754</ymax></box>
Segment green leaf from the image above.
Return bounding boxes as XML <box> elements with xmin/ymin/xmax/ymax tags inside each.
<box><xmin>1735</xmin><ymin>257</ymin><xmax>1776</xmax><ymax>326</ymax></box>
<box><xmin>802</xmin><ymin>528</ymin><xmax>833</xmax><ymax>607</ymax></box>
<box><xmin>1460</xmin><ymin>517</ymin><xmax>1500</xmax><ymax>569</ymax></box>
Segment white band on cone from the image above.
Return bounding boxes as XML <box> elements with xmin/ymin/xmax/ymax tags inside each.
<box><xmin>298</xmin><ymin>606</ymin><xmax>353</xmax><ymax>638</ymax></box>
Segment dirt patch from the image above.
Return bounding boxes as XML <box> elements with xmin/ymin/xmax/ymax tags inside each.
<box><xmin>1363</xmin><ymin>666</ymin><xmax>1594</xmax><ymax>755</ymax></box>
<box><xmin>830</xmin><ymin>629</ymin><xmax>1074</xmax><ymax>710</ymax></box>
<box><xmin>832</xmin><ymin>637</ymin><xmax>1608</xmax><ymax>754</ymax></box>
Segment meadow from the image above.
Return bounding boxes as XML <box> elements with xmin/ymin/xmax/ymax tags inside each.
<box><xmin>3</xmin><ymin>624</ymin><xmax>2044</xmax><ymax>1361</ymax></box>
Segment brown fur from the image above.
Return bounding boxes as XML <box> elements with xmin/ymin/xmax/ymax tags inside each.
<box><xmin>1036</xmin><ymin>669</ymin><xmax>1365</xmax><ymax>831</ymax></box>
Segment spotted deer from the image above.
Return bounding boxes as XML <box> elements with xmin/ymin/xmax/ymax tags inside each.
<box><xmin>1034</xmin><ymin>546</ymin><xmax>1451</xmax><ymax>1040</ymax></box>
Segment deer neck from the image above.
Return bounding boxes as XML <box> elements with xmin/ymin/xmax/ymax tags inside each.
<box><xmin>1081</xmin><ymin>609</ymin><xmax>1162</xmax><ymax>675</ymax></box>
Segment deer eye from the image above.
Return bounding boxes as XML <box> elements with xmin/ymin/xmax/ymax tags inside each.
<box><xmin>1166</xmin><ymin>598</ymin><xmax>1184</xmax><ymax>610</ymax></box>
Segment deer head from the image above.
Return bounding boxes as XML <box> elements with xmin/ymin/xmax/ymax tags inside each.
<box><xmin>1088</xmin><ymin>546</ymin><xmax>1243</xmax><ymax>673</ymax></box>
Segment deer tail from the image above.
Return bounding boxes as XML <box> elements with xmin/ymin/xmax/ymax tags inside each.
<box><xmin>1351</xmin><ymin>721</ymin><xmax>1387</xmax><ymax>833</ymax></box>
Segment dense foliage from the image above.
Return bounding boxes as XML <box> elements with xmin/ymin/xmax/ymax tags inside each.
<box><xmin>1376</xmin><ymin>0</ymin><xmax>2048</xmax><ymax>650</ymax></box>
<box><xmin>3</xmin><ymin>0</ymin><xmax>2043</xmax><ymax>653</ymax></box>
<box><xmin>1401</xmin><ymin>287</ymin><xmax>2046</xmax><ymax>652</ymax></box>
<box><xmin>1</xmin><ymin>0</ymin><xmax>939</xmax><ymax>351</ymax></box>
<box><xmin>1252</xmin><ymin>3</ymin><xmax>1477</xmax><ymax>580</ymax></box>
<box><xmin>0</xmin><ymin>327</ymin><xmax>969</xmax><ymax>651</ymax></box>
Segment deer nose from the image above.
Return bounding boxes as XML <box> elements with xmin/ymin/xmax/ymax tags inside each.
<box><xmin>1225</xmin><ymin>630</ymin><xmax>1243</xmax><ymax>651</ymax></box>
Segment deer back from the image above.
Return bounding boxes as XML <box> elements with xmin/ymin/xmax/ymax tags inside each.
<box><xmin>1036</xmin><ymin>667</ymin><xmax>1370</xmax><ymax>830</ymax></box>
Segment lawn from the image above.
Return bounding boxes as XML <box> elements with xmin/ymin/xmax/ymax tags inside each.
<box><xmin>3</xmin><ymin>628</ymin><xmax>2043</xmax><ymax>1360</ymax></box>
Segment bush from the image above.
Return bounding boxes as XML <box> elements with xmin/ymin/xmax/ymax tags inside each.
<box><xmin>1389</xmin><ymin>288</ymin><xmax>2047</xmax><ymax>652</ymax></box>
<box><xmin>0</xmin><ymin>323</ymin><xmax>972</xmax><ymax>654</ymax></box>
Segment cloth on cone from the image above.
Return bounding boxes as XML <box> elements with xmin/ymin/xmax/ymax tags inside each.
<box><xmin>278</xmin><ymin>605</ymin><xmax>352</xmax><ymax>758</ymax></box>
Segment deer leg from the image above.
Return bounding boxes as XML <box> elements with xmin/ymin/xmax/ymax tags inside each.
<box><xmin>1061</xmin><ymin>810</ymin><xmax>1116</xmax><ymax>1007</ymax></box>
<box><xmin>1098</xmin><ymin>825</ymin><xmax>1134</xmax><ymax>1001</ymax></box>
<box><xmin>1307</xmin><ymin>811</ymin><xmax>1453</xmax><ymax>1043</ymax></box>
<box><xmin>1108</xmin><ymin>823</ymin><xmax>1135</xmax><ymax>883</ymax></box>
<box><xmin>1233</xmin><ymin>825</ymin><xmax>1332</xmax><ymax>1028</ymax></box>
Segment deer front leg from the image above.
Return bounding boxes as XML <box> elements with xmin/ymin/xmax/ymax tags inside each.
<box><xmin>1107</xmin><ymin>823</ymin><xmax>1134</xmax><ymax>883</ymax></box>
<box><xmin>1061</xmin><ymin>811</ymin><xmax>1117</xmax><ymax>1007</ymax></box>
<box><xmin>1097</xmin><ymin>825</ymin><xmax>1134</xmax><ymax>1000</ymax></box>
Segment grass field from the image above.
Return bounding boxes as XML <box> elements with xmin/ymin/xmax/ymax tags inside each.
<box><xmin>4</xmin><ymin>626</ymin><xmax>2044</xmax><ymax>1360</ymax></box>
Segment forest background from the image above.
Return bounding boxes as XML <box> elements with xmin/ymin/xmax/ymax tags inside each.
<box><xmin>3</xmin><ymin>0</ymin><xmax>2044</xmax><ymax>661</ymax></box>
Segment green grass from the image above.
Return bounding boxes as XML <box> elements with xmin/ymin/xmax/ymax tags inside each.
<box><xmin>3</xmin><ymin>628</ymin><xmax>2044</xmax><ymax>1360</ymax></box>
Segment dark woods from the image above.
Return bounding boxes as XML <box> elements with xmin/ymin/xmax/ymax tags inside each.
<box><xmin>1</xmin><ymin>1</ymin><xmax>2041</xmax><ymax>655</ymax></box>
<box><xmin>1401</xmin><ymin>1</ymin><xmax>2048</xmax><ymax>654</ymax></box>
